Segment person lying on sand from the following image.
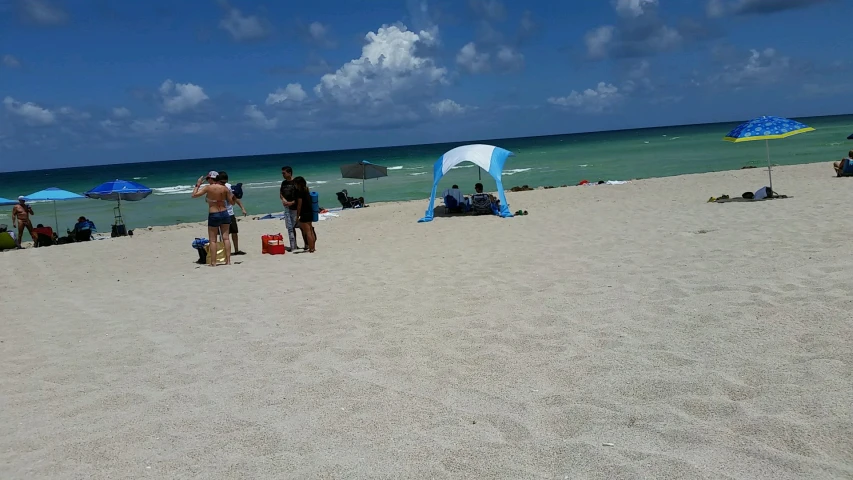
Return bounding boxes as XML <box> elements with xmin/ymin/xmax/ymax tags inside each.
<box><xmin>833</xmin><ymin>150</ymin><xmax>853</xmax><ymax>176</ymax></box>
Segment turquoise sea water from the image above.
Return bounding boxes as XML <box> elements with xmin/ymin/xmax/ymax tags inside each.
<box><xmin>1</xmin><ymin>115</ymin><xmax>850</xmax><ymax>233</ymax></box>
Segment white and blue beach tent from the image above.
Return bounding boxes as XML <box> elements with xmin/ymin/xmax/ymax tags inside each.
<box><xmin>418</xmin><ymin>144</ymin><xmax>515</xmax><ymax>223</ymax></box>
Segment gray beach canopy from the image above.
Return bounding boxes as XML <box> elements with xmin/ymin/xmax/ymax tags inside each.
<box><xmin>340</xmin><ymin>160</ymin><xmax>388</xmax><ymax>192</ymax></box>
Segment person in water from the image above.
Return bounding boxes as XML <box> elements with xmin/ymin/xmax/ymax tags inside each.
<box><xmin>191</xmin><ymin>171</ymin><xmax>234</xmax><ymax>266</ymax></box>
<box><xmin>11</xmin><ymin>196</ymin><xmax>35</xmax><ymax>248</ymax></box>
<box><xmin>293</xmin><ymin>176</ymin><xmax>316</xmax><ymax>253</ymax></box>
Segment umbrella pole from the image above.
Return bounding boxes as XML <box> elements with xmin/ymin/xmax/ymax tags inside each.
<box><xmin>53</xmin><ymin>200</ymin><xmax>58</xmax><ymax>233</ymax></box>
<box><xmin>765</xmin><ymin>139</ymin><xmax>773</xmax><ymax>193</ymax></box>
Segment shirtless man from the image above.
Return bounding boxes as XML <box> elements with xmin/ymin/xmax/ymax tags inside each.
<box><xmin>11</xmin><ymin>196</ymin><xmax>35</xmax><ymax>248</ymax></box>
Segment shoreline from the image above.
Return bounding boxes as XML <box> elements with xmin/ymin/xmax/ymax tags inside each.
<box><xmin>136</xmin><ymin>160</ymin><xmax>827</xmax><ymax>233</ymax></box>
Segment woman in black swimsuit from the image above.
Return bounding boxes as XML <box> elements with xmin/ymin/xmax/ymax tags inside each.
<box><xmin>293</xmin><ymin>176</ymin><xmax>316</xmax><ymax>253</ymax></box>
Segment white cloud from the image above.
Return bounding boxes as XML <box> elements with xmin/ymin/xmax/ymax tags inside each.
<box><xmin>244</xmin><ymin>105</ymin><xmax>278</xmax><ymax>129</ymax></box>
<box><xmin>585</xmin><ymin>26</ymin><xmax>615</xmax><ymax>60</ymax></box>
<box><xmin>456</xmin><ymin>42</ymin><xmax>490</xmax><ymax>74</ymax></box>
<box><xmin>57</xmin><ymin>106</ymin><xmax>91</xmax><ymax>120</ymax></box>
<box><xmin>219</xmin><ymin>7</ymin><xmax>271</xmax><ymax>42</ymax></box>
<box><xmin>266</xmin><ymin>83</ymin><xmax>307</xmax><ymax>105</ymax></box>
<box><xmin>2</xmin><ymin>54</ymin><xmax>21</xmax><ymax>68</ymax></box>
<box><xmin>547</xmin><ymin>82</ymin><xmax>623</xmax><ymax>113</ymax></box>
<box><xmin>158</xmin><ymin>79</ymin><xmax>209</xmax><ymax>114</ymax></box>
<box><xmin>21</xmin><ymin>0</ymin><xmax>68</xmax><ymax>26</ymax></box>
<box><xmin>112</xmin><ymin>107</ymin><xmax>131</xmax><ymax>118</ymax></box>
<box><xmin>306</xmin><ymin>21</ymin><xmax>335</xmax><ymax>48</ymax></box>
<box><xmin>613</xmin><ymin>0</ymin><xmax>659</xmax><ymax>18</ymax></box>
<box><xmin>429</xmin><ymin>99</ymin><xmax>468</xmax><ymax>116</ymax></box>
<box><xmin>707</xmin><ymin>0</ymin><xmax>829</xmax><ymax>17</ymax></box>
<box><xmin>3</xmin><ymin>96</ymin><xmax>56</xmax><ymax>126</ymax></box>
<box><xmin>496</xmin><ymin>46</ymin><xmax>524</xmax><ymax>71</ymax></box>
<box><xmin>130</xmin><ymin>117</ymin><xmax>169</xmax><ymax>135</ymax></box>
<box><xmin>713</xmin><ymin>48</ymin><xmax>791</xmax><ymax>87</ymax></box>
<box><xmin>314</xmin><ymin>24</ymin><xmax>447</xmax><ymax>107</ymax></box>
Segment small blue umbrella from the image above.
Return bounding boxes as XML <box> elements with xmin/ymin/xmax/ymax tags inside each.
<box><xmin>847</xmin><ymin>133</ymin><xmax>853</xmax><ymax>140</ymax></box>
<box><xmin>0</xmin><ymin>197</ymin><xmax>17</xmax><ymax>206</ymax></box>
<box><xmin>22</xmin><ymin>187</ymin><xmax>86</xmax><ymax>232</ymax></box>
<box><xmin>723</xmin><ymin>116</ymin><xmax>815</xmax><ymax>192</ymax></box>
<box><xmin>85</xmin><ymin>179</ymin><xmax>152</xmax><ymax>227</ymax></box>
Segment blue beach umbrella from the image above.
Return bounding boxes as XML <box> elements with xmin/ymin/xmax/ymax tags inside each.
<box><xmin>85</xmin><ymin>179</ymin><xmax>153</xmax><ymax>227</ymax></box>
<box><xmin>0</xmin><ymin>197</ymin><xmax>17</xmax><ymax>206</ymax></box>
<box><xmin>723</xmin><ymin>116</ymin><xmax>815</xmax><ymax>192</ymax></box>
<box><xmin>847</xmin><ymin>133</ymin><xmax>853</xmax><ymax>140</ymax></box>
<box><xmin>22</xmin><ymin>187</ymin><xmax>86</xmax><ymax>232</ymax></box>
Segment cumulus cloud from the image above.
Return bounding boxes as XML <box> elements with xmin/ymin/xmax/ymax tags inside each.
<box><xmin>707</xmin><ymin>0</ymin><xmax>830</xmax><ymax>17</ymax></box>
<box><xmin>547</xmin><ymin>82</ymin><xmax>623</xmax><ymax>113</ymax></box>
<box><xmin>219</xmin><ymin>5</ymin><xmax>271</xmax><ymax>42</ymax></box>
<box><xmin>130</xmin><ymin>117</ymin><xmax>169</xmax><ymax>135</ymax></box>
<box><xmin>456</xmin><ymin>42</ymin><xmax>490</xmax><ymax>74</ymax></box>
<box><xmin>158</xmin><ymin>79</ymin><xmax>209</xmax><ymax>114</ymax></box>
<box><xmin>244</xmin><ymin>105</ymin><xmax>278</xmax><ymax>129</ymax></box>
<box><xmin>112</xmin><ymin>107</ymin><xmax>131</xmax><ymax>118</ymax></box>
<box><xmin>266</xmin><ymin>83</ymin><xmax>307</xmax><ymax>106</ymax></box>
<box><xmin>2</xmin><ymin>54</ymin><xmax>21</xmax><ymax>68</ymax></box>
<box><xmin>468</xmin><ymin>0</ymin><xmax>506</xmax><ymax>22</ymax></box>
<box><xmin>19</xmin><ymin>0</ymin><xmax>68</xmax><ymax>26</ymax></box>
<box><xmin>296</xmin><ymin>21</ymin><xmax>335</xmax><ymax>48</ymax></box>
<box><xmin>429</xmin><ymin>99</ymin><xmax>468</xmax><ymax>116</ymax></box>
<box><xmin>709</xmin><ymin>48</ymin><xmax>792</xmax><ymax>88</ymax></box>
<box><xmin>3</xmin><ymin>96</ymin><xmax>56</xmax><ymax>126</ymax></box>
<box><xmin>496</xmin><ymin>46</ymin><xmax>524</xmax><ymax>71</ymax></box>
<box><xmin>614</xmin><ymin>0</ymin><xmax>659</xmax><ymax>18</ymax></box>
<box><xmin>313</xmin><ymin>24</ymin><xmax>447</xmax><ymax>107</ymax></box>
<box><xmin>583</xmin><ymin>0</ymin><xmax>711</xmax><ymax>59</ymax></box>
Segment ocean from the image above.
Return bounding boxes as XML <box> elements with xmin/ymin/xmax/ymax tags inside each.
<box><xmin>1</xmin><ymin>115</ymin><xmax>849</xmax><ymax>232</ymax></box>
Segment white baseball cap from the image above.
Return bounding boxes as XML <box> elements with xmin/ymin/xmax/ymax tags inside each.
<box><xmin>17</xmin><ymin>196</ymin><xmax>24</xmax><ymax>200</ymax></box>
<box><xmin>207</xmin><ymin>171</ymin><xmax>219</xmax><ymax>179</ymax></box>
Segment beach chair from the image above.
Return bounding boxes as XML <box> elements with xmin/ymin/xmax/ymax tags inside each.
<box><xmin>470</xmin><ymin>193</ymin><xmax>495</xmax><ymax>215</ymax></box>
<box><xmin>444</xmin><ymin>195</ymin><xmax>467</xmax><ymax>214</ymax></box>
<box><xmin>336</xmin><ymin>191</ymin><xmax>361</xmax><ymax>209</ymax></box>
<box><xmin>838</xmin><ymin>158</ymin><xmax>853</xmax><ymax>177</ymax></box>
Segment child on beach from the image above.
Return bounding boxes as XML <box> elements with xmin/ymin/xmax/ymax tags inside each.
<box><xmin>293</xmin><ymin>176</ymin><xmax>316</xmax><ymax>253</ymax></box>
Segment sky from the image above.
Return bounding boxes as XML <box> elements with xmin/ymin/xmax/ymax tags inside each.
<box><xmin>0</xmin><ymin>0</ymin><xmax>850</xmax><ymax>172</ymax></box>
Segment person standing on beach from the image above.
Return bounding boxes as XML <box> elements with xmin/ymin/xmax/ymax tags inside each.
<box><xmin>216</xmin><ymin>171</ymin><xmax>248</xmax><ymax>255</ymax></box>
<box><xmin>279</xmin><ymin>166</ymin><xmax>299</xmax><ymax>252</ymax></box>
<box><xmin>192</xmin><ymin>171</ymin><xmax>232</xmax><ymax>266</ymax></box>
<box><xmin>11</xmin><ymin>196</ymin><xmax>35</xmax><ymax>249</ymax></box>
<box><xmin>293</xmin><ymin>176</ymin><xmax>316</xmax><ymax>253</ymax></box>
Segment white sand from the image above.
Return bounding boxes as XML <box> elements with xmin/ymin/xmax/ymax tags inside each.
<box><xmin>1</xmin><ymin>163</ymin><xmax>852</xmax><ymax>479</ymax></box>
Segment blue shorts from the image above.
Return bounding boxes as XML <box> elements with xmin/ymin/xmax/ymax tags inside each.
<box><xmin>208</xmin><ymin>211</ymin><xmax>231</xmax><ymax>227</ymax></box>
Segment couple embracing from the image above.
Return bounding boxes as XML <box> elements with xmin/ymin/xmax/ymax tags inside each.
<box><xmin>279</xmin><ymin>166</ymin><xmax>317</xmax><ymax>253</ymax></box>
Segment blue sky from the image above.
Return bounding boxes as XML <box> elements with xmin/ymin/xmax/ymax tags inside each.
<box><xmin>0</xmin><ymin>0</ymin><xmax>849</xmax><ymax>171</ymax></box>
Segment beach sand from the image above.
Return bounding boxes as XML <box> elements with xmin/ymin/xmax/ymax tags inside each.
<box><xmin>1</xmin><ymin>163</ymin><xmax>852</xmax><ymax>479</ymax></box>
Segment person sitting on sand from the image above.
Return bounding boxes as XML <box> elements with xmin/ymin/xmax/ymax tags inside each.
<box><xmin>470</xmin><ymin>183</ymin><xmax>497</xmax><ymax>215</ymax></box>
<box><xmin>443</xmin><ymin>184</ymin><xmax>464</xmax><ymax>204</ymax></box>
<box><xmin>833</xmin><ymin>150</ymin><xmax>853</xmax><ymax>176</ymax></box>
<box><xmin>11</xmin><ymin>196</ymin><xmax>35</xmax><ymax>249</ymax></box>
<box><xmin>192</xmin><ymin>171</ymin><xmax>234</xmax><ymax>266</ymax></box>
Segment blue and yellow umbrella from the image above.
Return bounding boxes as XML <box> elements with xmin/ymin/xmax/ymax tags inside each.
<box><xmin>723</xmin><ymin>116</ymin><xmax>814</xmax><ymax>192</ymax></box>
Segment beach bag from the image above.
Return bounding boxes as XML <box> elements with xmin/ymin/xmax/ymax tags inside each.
<box><xmin>192</xmin><ymin>237</ymin><xmax>210</xmax><ymax>263</ymax></box>
<box><xmin>262</xmin><ymin>233</ymin><xmax>285</xmax><ymax>255</ymax></box>
<box><xmin>231</xmin><ymin>183</ymin><xmax>244</xmax><ymax>199</ymax></box>
<box><xmin>204</xmin><ymin>243</ymin><xmax>227</xmax><ymax>264</ymax></box>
